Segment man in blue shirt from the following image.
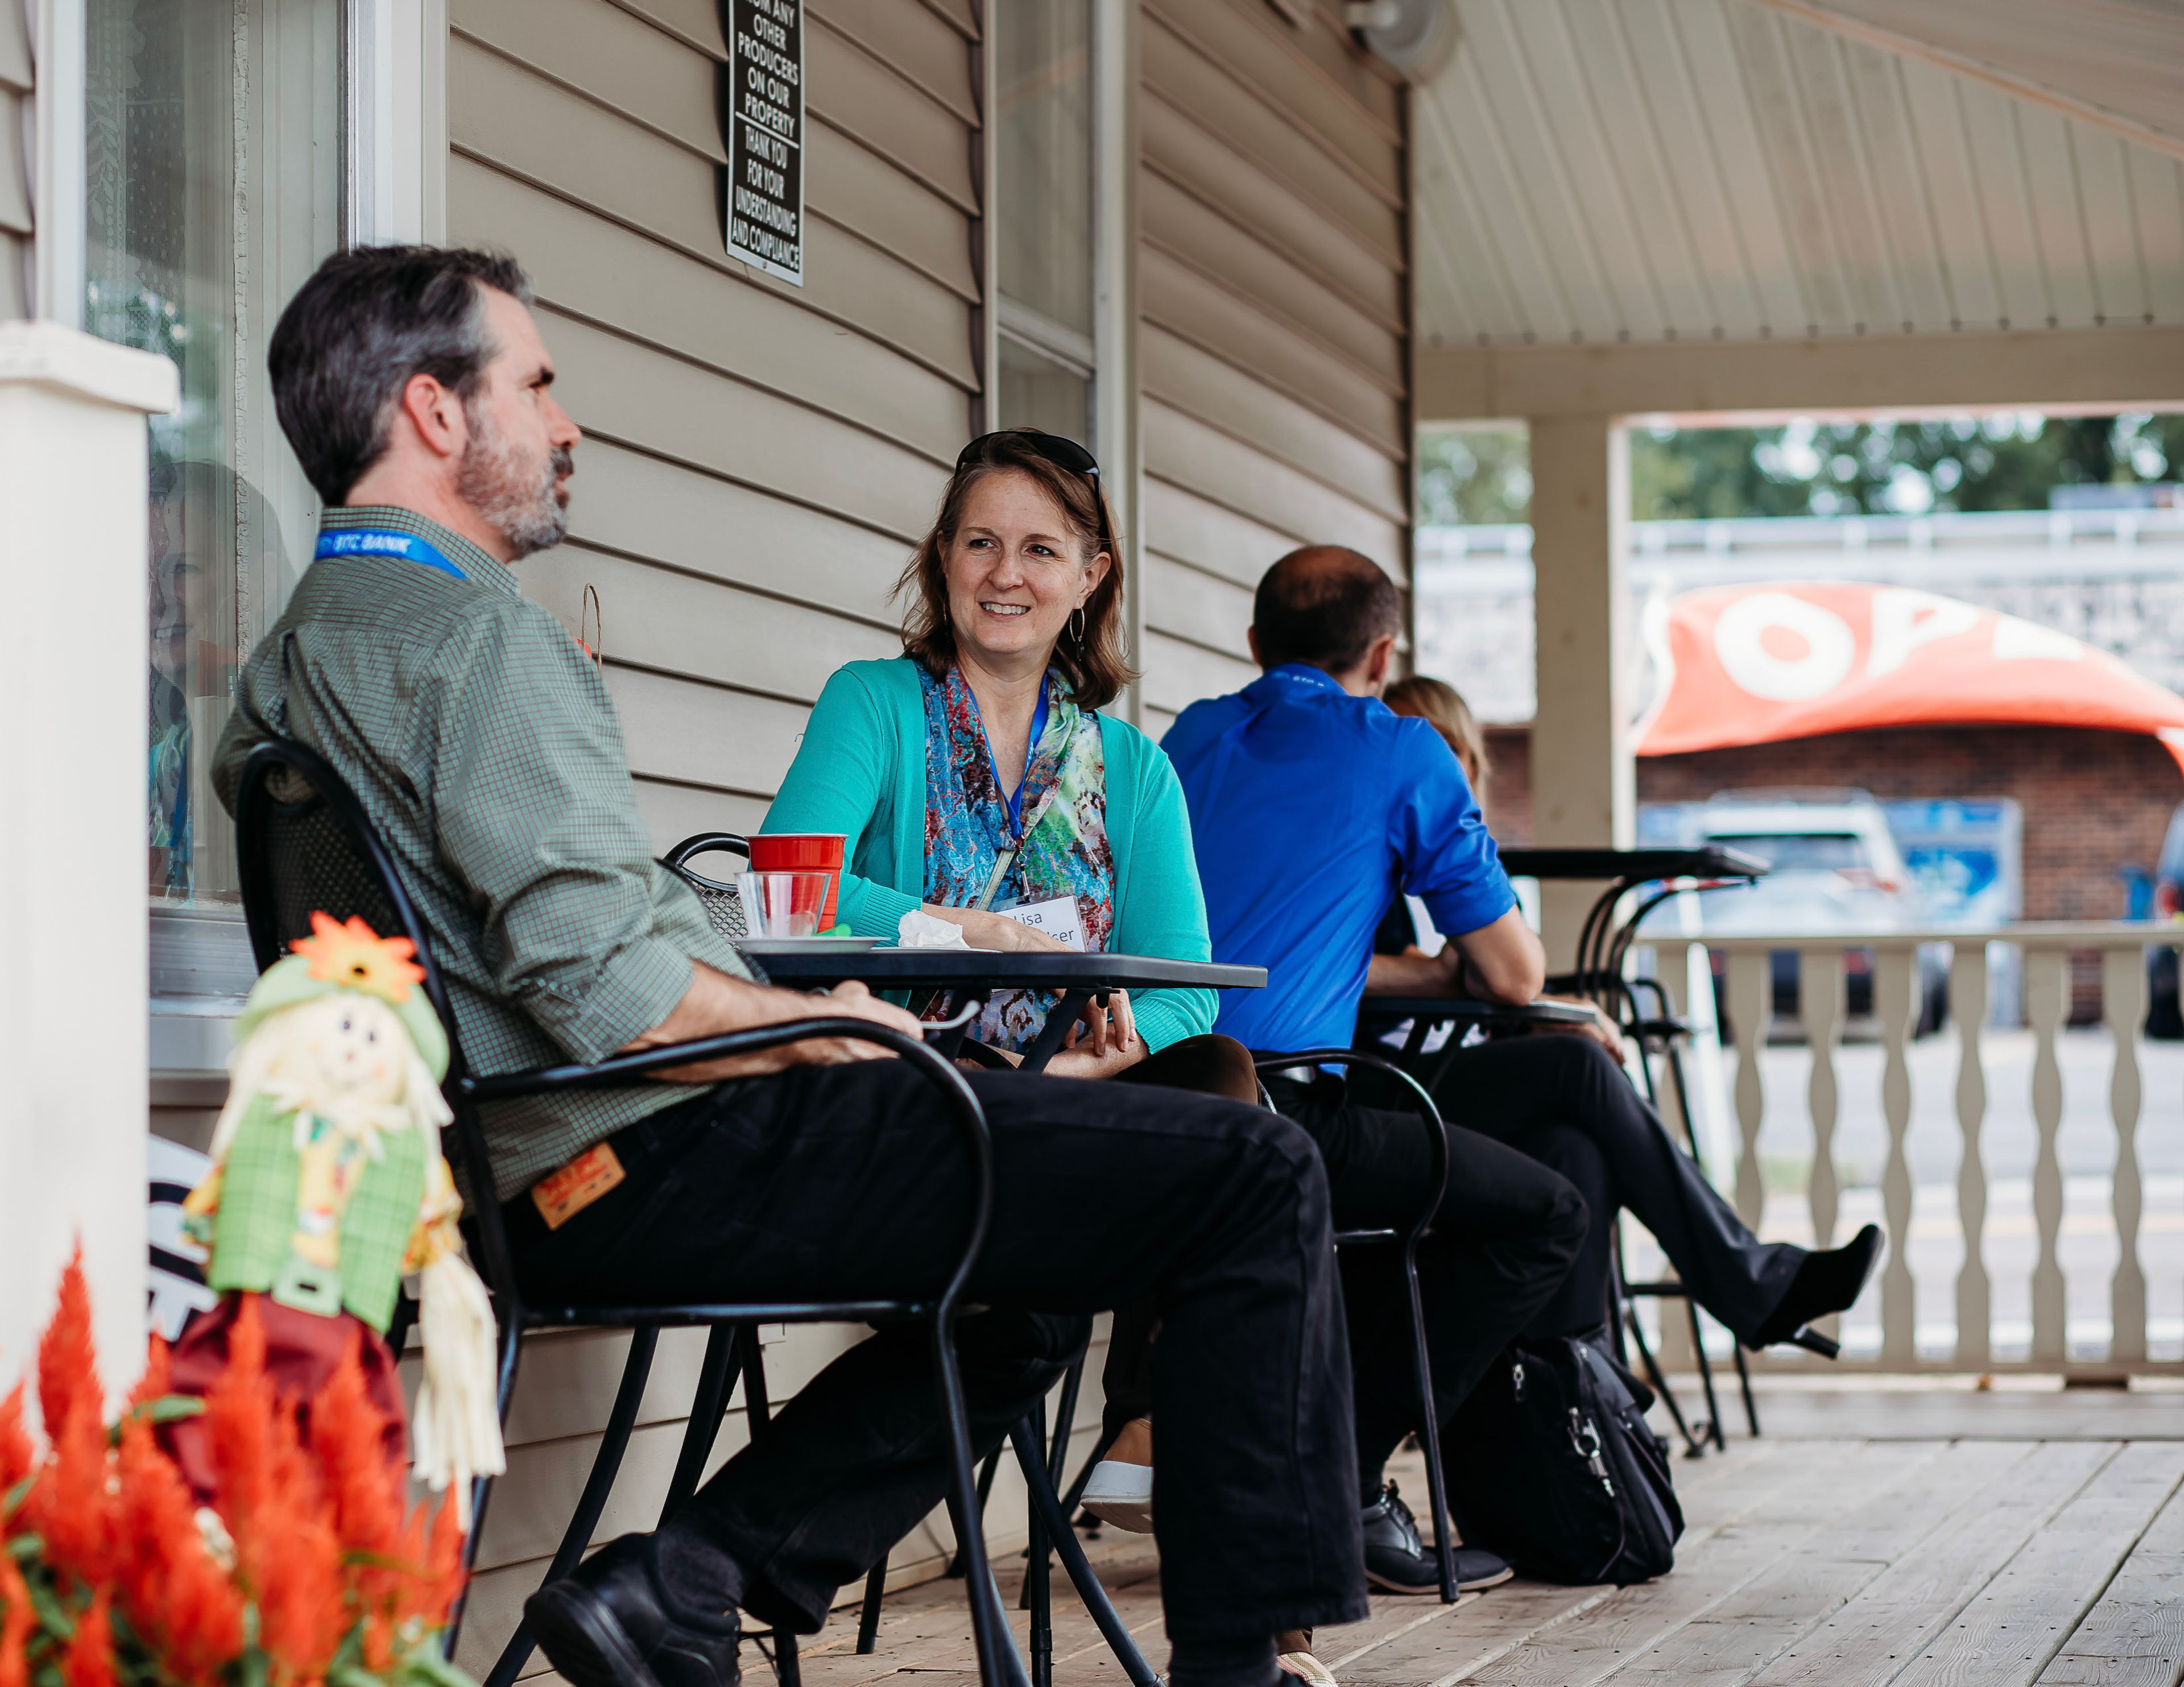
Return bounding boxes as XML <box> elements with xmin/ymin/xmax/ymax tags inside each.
<box><xmin>1149</xmin><ymin>548</ymin><xmax>1589</xmax><ymax>1596</ymax></box>
<box><xmin>1156</xmin><ymin>549</ymin><xmax>1883</xmax><ymax>1592</ymax></box>
<box><xmin>1163</xmin><ymin>558</ymin><xmax>1543</xmax><ymax>1051</ymax></box>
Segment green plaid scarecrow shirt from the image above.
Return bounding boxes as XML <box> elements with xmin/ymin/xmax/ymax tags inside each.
<box><xmin>213</xmin><ymin>505</ymin><xmax>756</xmax><ymax>1203</ymax></box>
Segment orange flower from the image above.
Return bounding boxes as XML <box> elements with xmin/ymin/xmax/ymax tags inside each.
<box><xmin>112</xmin><ymin>1418</ymin><xmax>243</xmax><ymax>1686</ymax></box>
<box><xmin>291</xmin><ymin>913</ymin><xmax>425</xmax><ymax>1006</ymax></box>
<box><xmin>127</xmin><ymin>1334</ymin><xmax>173</xmax><ymax>1412</ymax></box>
<box><xmin>60</xmin><ymin>1592</ymin><xmax>115</xmax><ymax>1687</ymax></box>
<box><xmin>37</xmin><ymin>1246</ymin><xmax>98</xmax><ymax>1443</ymax></box>
<box><xmin>388</xmin><ymin>1496</ymin><xmax>466</xmax><ymax>1642</ymax></box>
<box><xmin>204</xmin><ymin>1299</ymin><xmax>273</xmax><ymax>1528</ymax></box>
<box><xmin>0</xmin><ymin>1548</ymin><xmax>33</xmax><ymax>1687</ymax></box>
<box><xmin>203</xmin><ymin>1305</ymin><xmax>344</xmax><ymax>1687</ymax></box>
<box><xmin>240</xmin><ymin>1424</ymin><xmax>345</xmax><ymax>1687</ymax></box>
<box><xmin>27</xmin><ymin>1398</ymin><xmax>116</xmax><ymax>1590</ymax></box>
<box><xmin>308</xmin><ymin>1333</ymin><xmax>403</xmax><ymax>1564</ymax></box>
<box><xmin>0</xmin><ymin>1385</ymin><xmax>31</xmax><ymax>1503</ymax></box>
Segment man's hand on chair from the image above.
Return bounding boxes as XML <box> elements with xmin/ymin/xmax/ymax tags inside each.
<box><xmin>624</xmin><ymin>965</ymin><xmax>929</xmax><ymax>1080</ymax></box>
<box><xmin>1532</xmin><ymin>994</ymin><xmax>1628</xmax><ymax>1059</ymax></box>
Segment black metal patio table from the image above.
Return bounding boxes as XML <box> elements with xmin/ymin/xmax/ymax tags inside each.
<box><xmin>745</xmin><ymin>944</ymin><xmax>1266</xmax><ymax>1072</ymax></box>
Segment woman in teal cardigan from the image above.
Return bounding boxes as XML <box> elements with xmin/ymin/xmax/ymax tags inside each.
<box><xmin>764</xmin><ymin>428</ymin><xmax>1253</xmax><ymax>1092</ymax></box>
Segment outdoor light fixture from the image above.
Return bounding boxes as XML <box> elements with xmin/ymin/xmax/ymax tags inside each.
<box><xmin>1345</xmin><ymin>0</ymin><xmax>1459</xmax><ymax>82</ymax></box>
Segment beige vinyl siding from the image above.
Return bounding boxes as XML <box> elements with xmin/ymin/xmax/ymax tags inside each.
<box><xmin>442</xmin><ymin>0</ymin><xmax>1005</xmax><ymax>1661</ymax></box>
<box><xmin>1134</xmin><ymin>0</ymin><xmax>1411</xmax><ymax>729</ymax></box>
<box><xmin>0</xmin><ymin>0</ymin><xmax>31</xmax><ymax>318</ymax></box>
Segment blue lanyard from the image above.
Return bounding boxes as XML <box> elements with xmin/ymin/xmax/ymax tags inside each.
<box><xmin>314</xmin><ymin>527</ymin><xmax>466</xmax><ymax>580</ymax></box>
<box><xmin>988</xmin><ymin>687</ymin><xmax>1049</xmax><ymax>834</ymax></box>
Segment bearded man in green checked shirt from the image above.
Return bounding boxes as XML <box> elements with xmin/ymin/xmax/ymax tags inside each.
<box><xmin>213</xmin><ymin>246</ymin><xmax>1369</xmax><ymax>1687</ymax></box>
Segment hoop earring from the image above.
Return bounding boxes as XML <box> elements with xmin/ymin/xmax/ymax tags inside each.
<box><xmin>1070</xmin><ymin>605</ymin><xmax>1087</xmax><ymax>645</ymax></box>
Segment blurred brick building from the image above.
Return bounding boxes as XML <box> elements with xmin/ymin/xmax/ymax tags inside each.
<box><xmin>1482</xmin><ymin>723</ymin><xmax>2179</xmax><ymax>923</ymax></box>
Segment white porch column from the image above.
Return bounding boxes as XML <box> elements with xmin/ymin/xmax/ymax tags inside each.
<box><xmin>0</xmin><ymin>322</ymin><xmax>176</xmax><ymax>1410</ymax></box>
<box><xmin>1527</xmin><ymin>415</ymin><xmax>1632</xmax><ymax>965</ymax></box>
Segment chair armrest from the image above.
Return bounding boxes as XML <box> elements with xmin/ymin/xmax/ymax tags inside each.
<box><xmin>454</xmin><ymin>1019</ymin><xmax>996</xmax><ymax>1327</ymax></box>
<box><xmin>1252</xmin><ymin>1048</ymin><xmax>1450</xmax><ymax>1241</ymax></box>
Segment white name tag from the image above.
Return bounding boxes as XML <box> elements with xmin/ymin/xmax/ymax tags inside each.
<box><xmin>995</xmin><ymin>894</ymin><xmax>1086</xmax><ymax>952</ymax></box>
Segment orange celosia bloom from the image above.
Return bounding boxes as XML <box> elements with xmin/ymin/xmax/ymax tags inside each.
<box><xmin>239</xmin><ymin>1417</ymin><xmax>346</xmax><ymax>1687</ymax></box>
<box><xmin>0</xmin><ymin>1385</ymin><xmax>31</xmax><ymax>1502</ymax></box>
<box><xmin>0</xmin><ymin>1548</ymin><xmax>32</xmax><ymax>1687</ymax></box>
<box><xmin>309</xmin><ymin>1335</ymin><xmax>403</xmax><ymax>1564</ymax></box>
<box><xmin>27</xmin><ymin>1399</ymin><xmax>117</xmax><ymax>1591</ymax></box>
<box><xmin>36</xmin><ymin>1248</ymin><xmax>98</xmax><ymax>1445</ymax></box>
<box><xmin>111</xmin><ymin>1418</ymin><xmax>244</xmax><ymax>1687</ymax></box>
<box><xmin>201</xmin><ymin>1301</ymin><xmax>343</xmax><ymax>1685</ymax></box>
<box><xmin>203</xmin><ymin>1300</ymin><xmax>274</xmax><ymax>1529</ymax></box>
<box><xmin>60</xmin><ymin>1592</ymin><xmax>116</xmax><ymax>1687</ymax></box>
<box><xmin>127</xmin><ymin>1334</ymin><xmax>173</xmax><ymax>1413</ymax></box>
<box><xmin>389</xmin><ymin>1497</ymin><xmax>467</xmax><ymax>1642</ymax></box>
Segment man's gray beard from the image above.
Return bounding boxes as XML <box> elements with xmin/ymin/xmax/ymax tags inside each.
<box><xmin>457</xmin><ymin>411</ymin><xmax>570</xmax><ymax>558</ymax></box>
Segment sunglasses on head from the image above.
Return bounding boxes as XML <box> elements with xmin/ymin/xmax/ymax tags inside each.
<box><xmin>955</xmin><ymin>429</ymin><xmax>1114</xmax><ymax>560</ymax></box>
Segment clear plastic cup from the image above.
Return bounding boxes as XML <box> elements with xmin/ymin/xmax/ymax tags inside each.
<box><xmin>736</xmin><ymin>871</ymin><xmax>833</xmax><ymax>938</ymax></box>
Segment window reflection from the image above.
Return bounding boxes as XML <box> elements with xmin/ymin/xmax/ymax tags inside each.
<box><xmin>84</xmin><ymin>0</ymin><xmax>339</xmax><ymax>906</ymax></box>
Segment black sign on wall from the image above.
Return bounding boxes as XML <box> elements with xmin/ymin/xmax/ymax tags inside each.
<box><xmin>725</xmin><ymin>0</ymin><xmax>804</xmax><ymax>285</ymax></box>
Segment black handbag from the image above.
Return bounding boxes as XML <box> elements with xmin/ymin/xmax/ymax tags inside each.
<box><xmin>1445</xmin><ymin>1333</ymin><xmax>1684</xmax><ymax>1586</ymax></box>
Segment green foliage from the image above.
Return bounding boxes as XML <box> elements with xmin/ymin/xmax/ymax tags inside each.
<box><xmin>1419</xmin><ymin>415</ymin><xmax>2184</xmax><ymax>524</ymax></box>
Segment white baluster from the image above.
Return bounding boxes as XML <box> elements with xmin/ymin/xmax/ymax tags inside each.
<box><xmin>2103</xmin><ymin>946</ymin><xmax>2149</xmax><ymax>1365</ymax></box>
<box><xmin>1798</xmin><ymin>946</ymin><xmax>1844</xmax><ymax>1254</ymax></box>
<box><xmin>1649</xmin><ymin>942</ymin><xmax>1697</xmax><ymax>1374</ymax></box>
<box><xmin>1727</xmin><ymin>949</ymin><xmax>1771</xmax><ymax>1231</ymax></box>
<box><xmin>1954</xmin><ymin>943</ymin><xmax>1992</xmax><ymax>1369</ymax></box>
<box><xmin>1874</xmin><ymin>944</ymin><xmax>1918</xmax><ymax>1367</ymax></box>
<box><xmin>2026</xmin><ymin>947</ymin><xmax>2068</xmax><ymax>1366</ymax></box>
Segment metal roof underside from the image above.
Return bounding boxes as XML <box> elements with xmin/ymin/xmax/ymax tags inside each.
<box><xmin>1413</xmin><ymin>0</ymin><xmax>2184</xmax><ymax>348</ymax></box>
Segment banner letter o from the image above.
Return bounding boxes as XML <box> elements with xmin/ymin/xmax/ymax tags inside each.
<box><xmin>1713</xmin><ymin>593</ymin><xmax>1856</xmax><ymax>702</ymax></box>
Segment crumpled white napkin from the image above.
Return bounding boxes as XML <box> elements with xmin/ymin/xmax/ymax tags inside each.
<box><xmin>898</xmin><ymin>909</ymin><xmax>974</xmax><ymax>949</ymax></box>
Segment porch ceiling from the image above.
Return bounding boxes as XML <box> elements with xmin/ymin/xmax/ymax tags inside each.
<box><xmin>1412</xmin><ymin>0</ymin><xmax>2184</xmax><ymax>350</ymax></box>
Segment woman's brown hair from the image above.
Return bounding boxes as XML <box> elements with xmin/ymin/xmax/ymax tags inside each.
<box><xmin>896</xmin><ymin>429</ymin><xmax>1136</xmax><ymax>710</ymax></box>
<box><xmin>1384</xmin><ymin>674</ymin><xmax>1492</xmax><ymax>795</ymax></box>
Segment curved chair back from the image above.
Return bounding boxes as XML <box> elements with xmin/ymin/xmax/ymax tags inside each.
<box><xmin>230</xmin><ymin>735</ymin><xmax>519</xmax><ymax>1301</ymax></box>
<box><xmin>662</xmin><ymin>831</ymin><xmax>751</xmax><ymax>940</ymax></box>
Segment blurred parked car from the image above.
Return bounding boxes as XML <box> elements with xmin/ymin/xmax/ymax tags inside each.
<box><xmin>1643</xmin><ymin>791</ymin><xmax>1950</xmax><ymax>1036</ymax></box>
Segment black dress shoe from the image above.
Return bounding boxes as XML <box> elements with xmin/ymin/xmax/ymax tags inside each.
<box><xmin>1360</xmin><ymin>1483</ymin><xmax>1513</xmax><ymax>1595</ymax></box>
<box><xmin>524</xmin><ymin>1534</ymin><xmax>741</xmax><ymax>1687</ymax></box>
<box><xmin>1749</xmin><ymin>1224</ymin><xmax>1884</xmax><ymax>1350</ymax></box>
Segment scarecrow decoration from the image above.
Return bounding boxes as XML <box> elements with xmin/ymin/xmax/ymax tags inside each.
<box><xmin>179</xmin><ymin>913</ymin><xmax>504</xmax><ymax>1519</ymax></box>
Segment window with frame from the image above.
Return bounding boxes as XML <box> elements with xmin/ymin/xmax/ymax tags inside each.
<box><xmin>994</xmin><ymin>0</ymin><xmax>1094</xmax><ymax>442</ymax></box>
<box><xmin>84</xmin><ymin>0</ymin><xmax>343</xmax><ymax>925</ymax></box>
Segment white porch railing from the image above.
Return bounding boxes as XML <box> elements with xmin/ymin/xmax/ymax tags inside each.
<box><xmin>1640</xmin><ymin>923</ymin><xmax>2182</xmax><ymax>1378</ymax></box>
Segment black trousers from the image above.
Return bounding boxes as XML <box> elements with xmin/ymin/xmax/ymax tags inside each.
<box><xmin>1407</xmin><ymin>1036</ymin><xmax>1802</xmax><ymax>1343</ymax></box>
<box><xmin>1101</xmin><ymin>1066</ymin><xmax>1589</xmax><ymax>1496</ymax></box>
<box><xmin>506</xmin><ymin>1060</ymin><xmax>1370</xmax><ymax>1645</ymax></box>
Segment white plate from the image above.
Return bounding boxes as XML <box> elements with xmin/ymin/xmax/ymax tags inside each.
<box><xmin>739</xmin><ymin>934</ymin><xmax>886</xmax><ymax>952</ymax></box>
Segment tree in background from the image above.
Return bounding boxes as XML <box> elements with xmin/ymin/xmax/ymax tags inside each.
<box><xmin>1418</xmin><ymin>414</ymin><xmax>2184</xmax><ymax>524</ymax></box>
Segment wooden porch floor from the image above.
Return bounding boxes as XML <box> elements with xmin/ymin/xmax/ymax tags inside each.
<box><xmin>798</xmin><ymin>1392</ymin><xmax>2184</xmax><ymax>1687</ymax></box>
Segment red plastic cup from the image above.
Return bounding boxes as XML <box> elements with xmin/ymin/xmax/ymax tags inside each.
<box><xmin>750</xmin><ymin>832</ymin><xmax>847</xmax><ymax>931</ymax></box>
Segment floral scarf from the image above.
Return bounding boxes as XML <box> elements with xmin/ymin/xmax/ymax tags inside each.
<box><xmin>920</xmin><ymin>663</ymin><xmax>1115</xmax><ymax>1051</ymax></box>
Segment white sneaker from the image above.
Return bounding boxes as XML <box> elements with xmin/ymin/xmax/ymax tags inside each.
<box><xmin>1079</xmin><ymin>1458</ymin><xmax>1155</xmax><ymax>1533</ymax></box>
<box><xmin>1276</xmin><ymin>1632</ymin><xmax>1338</xmax><ymax>1686</ymax></box>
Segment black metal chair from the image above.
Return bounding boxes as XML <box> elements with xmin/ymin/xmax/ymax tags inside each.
<box><xmin>663</xmin><ymin>834</ymin><xmax>751</xmax><ymax>940</ymax></box>
<box><xmin>1258</xmin><ymin>1050</ymin><xmax>1463</xmax><ymax>1605</ymax></box>
<box><xmin>231</xmin><ymin>739</ymin><xmax>1023</xmax><ymax>1687</ymax></box>
<box><xmin>1027</xmin><ymin>1048</ymin><xmax>1463</xmax><ymax>1608</ymax></box>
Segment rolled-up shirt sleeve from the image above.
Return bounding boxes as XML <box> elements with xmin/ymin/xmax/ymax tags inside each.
<box><xmin>431</xmin><ymin>602</ymin><xmax>748</xmax><ymax>1063</ymax></box>
<box><xmin>1391</xmin><ymin>719</ymin><xmax>1518</xmax><ymax>940</ymax></box>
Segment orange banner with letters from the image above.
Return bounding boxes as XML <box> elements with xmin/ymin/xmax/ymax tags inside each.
<box><xmin>1635</xmin><ymin>581</ymin><xmax>2184</xmax><ymax>776</ymax></box>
